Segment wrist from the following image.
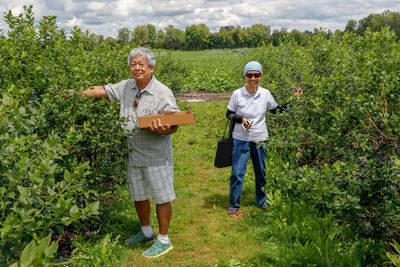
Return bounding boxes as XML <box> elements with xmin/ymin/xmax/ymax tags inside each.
<box><xmin>160</xmin><ymin>128</ymin><xmax>171</xmax><ymax>135</ymax></box>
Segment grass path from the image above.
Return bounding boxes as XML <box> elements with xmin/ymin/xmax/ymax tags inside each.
<box><xmin>72</xmin><ymin>100</ymin><xmax>368</xmax><ymax>266</ymax></box>
<box><xmin>120</xmin><ymin>100</ymin><xmax>266</xmax><ymax>266</ymax></box>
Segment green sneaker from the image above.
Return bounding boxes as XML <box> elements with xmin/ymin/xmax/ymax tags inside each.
<box><xmin>125</xmin><ymin>231</ymin><xmax>154</xmax><ymax>245</ymax></box>
<box><xmin>142</xmin><ymin>240</ymin><xmax>173</xmax><ymax>258</ymax></box>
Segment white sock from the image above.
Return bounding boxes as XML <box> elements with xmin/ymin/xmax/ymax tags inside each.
<box><xmin>141</xmin><ymin>225</ymin><xmax>154</xmax><ymax>238</ymax></box>
<box><xmin>156</xmin><ymin>234</ymin><xmax>170</xmax><ymax>244</ymax></box>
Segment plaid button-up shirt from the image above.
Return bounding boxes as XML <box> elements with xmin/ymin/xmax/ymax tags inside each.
<box><xmin>105</xmin><ymin>76</ymin><xmax>179</xmax><ymax>166</ymax></box>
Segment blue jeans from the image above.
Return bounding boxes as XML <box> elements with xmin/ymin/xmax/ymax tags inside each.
<box><xmin>229</xmin><ymin>139</ymin><xmax>267</xmax><ymax>210</ymax></box>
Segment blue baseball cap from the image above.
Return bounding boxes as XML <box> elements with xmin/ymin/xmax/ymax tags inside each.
<box><xmin>244</xmin><ymin>61</ymin><xmax>263</xmax><ymax>76</ymax></box>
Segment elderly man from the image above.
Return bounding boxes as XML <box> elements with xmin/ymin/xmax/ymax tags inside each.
<box><xmin>78</xmin><ymin>47</ymin><xmax>178</xmax><ymax>258</ymax></box>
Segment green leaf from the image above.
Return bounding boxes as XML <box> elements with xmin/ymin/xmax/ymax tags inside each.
<box><xmin>44</xmin><ymin>241</ymin><xmax>58</xmax><ymax>258</ymax></box>
<box><xmin>17</xmin><ymin>185</ymin><xmax>31</xmax><ymax>197</ymax></box>
<box><xmin>0</xmin><ymin>214</ymin><xmax>19</xmax><ymax>238</ymax></box>
<box><xmin>19</xmin><ymin>239</ymin><xmax>36</xmax><ymax>266</ymax></box>
<box><xmin>2</xmin><ymin>94</ymin><xmax>11</xmax><ymax>105</ymax></box>
<box><xmin>86</xmin><ymin>201</ymin><xmax>100</xmax><ymax>214</ymax></box>
<box><xmin>69</xmin><ymin>205</ymin><xmax>80</xmax><ymax>217</ymax></box>
<box><xmin>35</xmin><ymin>233</ymin><xmax>51</xmax><ymax>256</ymax></box>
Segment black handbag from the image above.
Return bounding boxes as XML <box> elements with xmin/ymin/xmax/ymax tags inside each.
<box><xmin>214</xmin><ymin>119</ymin><xmax>235</xmax><ymax>168</ymax></box>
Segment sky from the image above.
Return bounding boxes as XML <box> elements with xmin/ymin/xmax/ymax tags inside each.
<box><xmin>0</xmin><ymin>0</ymin><xmax>399</xmax><ymax>38</ymax></box>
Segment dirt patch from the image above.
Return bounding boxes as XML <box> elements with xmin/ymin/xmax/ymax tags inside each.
<box><xmin>177</xmin><ymin>90</ymin><xmax>231</xmax><ymax>102</ymax></box>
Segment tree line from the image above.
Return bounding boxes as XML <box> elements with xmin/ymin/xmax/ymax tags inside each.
<box><xmin>107</xmin><ymin>10</ymin><xmax>400</xmax><ymax>50</ymax></box>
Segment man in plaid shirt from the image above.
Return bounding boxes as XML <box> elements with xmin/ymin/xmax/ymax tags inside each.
<box><xmin>78</xmin><ymin>47</ymin><xmax>178</xmax><ymax>258</ymax></box>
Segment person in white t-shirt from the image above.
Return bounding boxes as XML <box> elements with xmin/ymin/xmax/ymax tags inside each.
<box><xmin>226</xmin><ymin>61</ymin><xmax>302</xmax><ymax>216</ymax></box>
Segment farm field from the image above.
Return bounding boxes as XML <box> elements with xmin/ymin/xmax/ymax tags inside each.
<box><xmin>1</xmin><ymin>8</ymin><xmax>399</xmax><ymax>266</ymax></box>
<box><xmin>163</xmin><ymin>49</ymin><xmax>248</xmax><ymax>92</ymax></box>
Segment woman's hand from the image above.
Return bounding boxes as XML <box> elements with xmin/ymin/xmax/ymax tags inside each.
<box><xmin>242</xmin><ymin>117</ymin><xmax>252</xmax><ymax>130</ymax></box>
<box><xmin>293</xmin><ymin>87</ymin><xmax>303</xmax><ymax>96</ymax></box>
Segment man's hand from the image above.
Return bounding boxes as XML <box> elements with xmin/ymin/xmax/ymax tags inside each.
<box><xmin>60</xmin><ymin>89</ymin><xmax>75</xmax><ymax>99</ymax></box>
<box><xmin>148</xmin><ymin>119</ymin><xmax>172</xmax><ymax>135</ymax></box>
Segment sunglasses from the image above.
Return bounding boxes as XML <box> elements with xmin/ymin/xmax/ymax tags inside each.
<box><xmin>133</xmin><ymin>91</ymin><xmax>142</xmax><ymax>108</ymax></box>
<box><xmin>246</xmin><ymin>73</ymin><xmax>261</xmax><ymax>78</ymax></box>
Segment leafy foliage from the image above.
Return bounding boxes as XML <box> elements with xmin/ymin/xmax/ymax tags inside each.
<box><xmin>69</xmin><ymin>233</ymin><xmax>125</xmax><ymax>267</ymax></box>
<box><xmin>251</xmin><ymin>29</ymin><xmax>400</xmax><ymax>264</ymax></box>
<box><xmin>8</xmin><ymin>233</ymin><xmax>59</xmax><ymax>267</ymax></box>
<box><xmin>1</xmin><ymin>5</ymin><xmax>399</xmax><ymax>266</ymax></box>
<box><xmin>386</xmin><ymin>240</ymin><xmax>400</xmax><ymax>266</ymax></box>
<box><xmin>0</xmin><ymin>6</ymin><xmax>190</xmax><ymax>265</ymax></box>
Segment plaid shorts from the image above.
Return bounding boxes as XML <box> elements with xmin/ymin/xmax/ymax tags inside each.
<box><xmin>127</xmin><ymin>163</ymin><xmax>175</xmax><ymax>204</ymax></box>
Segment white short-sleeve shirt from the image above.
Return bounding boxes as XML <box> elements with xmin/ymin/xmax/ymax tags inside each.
<box><xmin>227</xmin><ymin>86</ymin><xmax>278</xmax><ymax>142</ymax></box>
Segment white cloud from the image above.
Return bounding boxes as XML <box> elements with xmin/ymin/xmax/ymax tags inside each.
<box><xmin>65</xmin><ymin>16</ymin><xmax>84</xmax><ymax>27</ymax></box>
<box><xmin>0</xmin><ymin>0</ymin><xmax>399</xmax><ymax>37</ymax></box>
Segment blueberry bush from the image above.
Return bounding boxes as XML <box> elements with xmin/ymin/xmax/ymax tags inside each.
<box><xmin>250</xmin><ymin>29</ymin><xmax>399</xmax><ymax>264</ymax></box>
<box><xmin>1</xmin><ymin>5</ymin><xmax>399</xmax><ymax>266</ymax></box>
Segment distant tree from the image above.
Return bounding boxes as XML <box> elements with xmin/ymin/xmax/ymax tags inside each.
<box><xmin>185</xmin><ymin>24</ymin><xmax>210</xmax><ymax>50</ymax></box>
<box><xmin>231</xmin><ymin>26</ymin><xmax>242</xmax><ymax>47</ymax></box>
<box><xmin>104</xmin><ymin>36</ymin><xmax>118</xmax><ymax>47</ymax></box>
<box><xmin>356</xmin><ymin>10</ymin><xmax>400</xmax><ymax>36</ymax></box>
<box><xmin>357</xmin><ymin>14</ymin><xmax>374</xmax><ymax>34</ymax></box>
<box><xmin>155</xmin><ymin>29</ymin><xmax>166</xmax><ymax>48</ymax></box>
<box><xmin>164</xmin><ymin>25</ymin><xmax>185</xmax><ymax>50</ymax></box>
<box><xmin>146</xmin><ymin>24</ymin><xmax>157</xmax><ymax>48</ymax></box>
<box><xmin>326</xmin><ymin>29</ymin><xmax>333</xmax><ymax>39</ymax></box>
<box><xmin>384</xmin><ymin>10</ymin><xmax>400</xmax><ymax>36</ymax></box>
<box><xmin>117</xmin><ymin>27</ymin><xmax>131</xmax><ymax>43</ymax></box>
<box><xmin>238</xmin><ymin>27</ymin><xmax>250</xmax><ymax>47</ymax></box>
<box><xmin>302</xmin><ymin>30</ymin><xmax>313</xmax><ymax>45</ymax></box>
<box><xmin>248</xmin><ymin>23</ymin><xmax>271</xmax><ymax>46</ymax></box>
<box><xmin>221</xmin><ymin>25</ymin><xmax>234</xmax><ymax>31</ymax></box>
<box><xmin>372</xmin><ymin>10</ymin><xmax>400</xmax><ymax>36</ymax></box>
<box><xmin>211</xmin><ymin>26</ymin><xmax>235</xmax><ymax>49</ymax></box>
<box><xmin>345</xmin><ymin>19</ymin><xmax>357</xmax><ymax>32</ymax></box>
<box><xmin>286</xmin><ymin>29</ymin><xmax>310</xmax><ymax>46</ymax></box>
<box><xmin>95</xmin><ymin>34</ymin><xmax>104</xmax><ymax>45</ymax></box>
<box><xmin>270</xmin><ymin>29</ymin><xmax>280</xmax><ymax>46</ymax></box>
<box><xmin>289</xmin><ymin>29</ymin><xmax>302</xmax><ymax>45</ymax></box>
<box><xmin>132</xmin><ymin>25</ymin><xmax>149</xmax><ymax>47</ymax></box>
<box><xmin>270</xmin><ymin>28</ymin><xmax>287</xmax><ymax>46</ymax></box>
<box><xmin>334</xmin><ymin>29</ymin><xmax>344</xmax><ymax>42</ymax></box>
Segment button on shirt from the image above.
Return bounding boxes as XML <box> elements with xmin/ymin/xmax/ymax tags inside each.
<box><xmin>104</xmin><ymin>76</ymin><xmax>180</xmax><ymax>166</ymax></box>
<box><xmin>227</xmin><ymin>86</ymin><xmax>278</xmax><ymax>142</ymax></box>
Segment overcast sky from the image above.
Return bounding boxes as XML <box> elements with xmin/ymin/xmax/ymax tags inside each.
<box><xmin>1</xmin><ymin>0</ymin><xmax>399</xmax><ymax>38</ymax></box>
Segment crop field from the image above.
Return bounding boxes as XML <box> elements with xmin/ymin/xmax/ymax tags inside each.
<box><xmin>1</xmin><ymin>8</ymin><xmax>399</xmax><ymax>267</ymax></box>
<box><xmin>163</xmin><ymin>49</ymin><xmax>248</xmax><ymax>92</ymax></box>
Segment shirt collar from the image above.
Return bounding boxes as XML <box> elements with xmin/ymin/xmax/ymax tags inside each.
<box><xmin>241</xmin><ymin>86</ymin><xmax>261</xmax><ymax>97</ymax></box>
<box><xmin>134</xmin><ymin>76</ymin><xmax>155</xmax><ymax>95</ymax></box>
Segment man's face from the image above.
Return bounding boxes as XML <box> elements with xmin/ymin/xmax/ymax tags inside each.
<box><xmin>245</xmin><ymin>71</ymin><xmax>262</xmax><ymax>87</ymax></box>
<box><xmin>130</xmin><ymin>55</ymin><xmax>154</xmax><ymax>84</ymax></box>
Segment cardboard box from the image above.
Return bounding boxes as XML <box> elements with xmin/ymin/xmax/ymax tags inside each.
<box><xmin>138</xmin><ymin>107</ymin><xmax>195</xmax><ymax>128</ymax></box>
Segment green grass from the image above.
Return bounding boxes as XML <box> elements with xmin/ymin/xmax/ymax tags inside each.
<box><xmin>68</xmin><ymin>101</ymin><xmax>370</xmax><ymax>266</ymax></box>
<box><xmin>155</xmin><ymin>49</ymin><xmax>250</xmax><ymax>92</ymax></box>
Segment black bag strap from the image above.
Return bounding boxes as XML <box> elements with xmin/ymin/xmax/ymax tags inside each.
<box><xmin>222</xmin><ymin>119</ymin><xmax>235</xmax><ymax>139</ymax></box>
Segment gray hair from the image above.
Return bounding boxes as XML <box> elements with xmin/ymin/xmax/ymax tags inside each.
<box><xmin>127</xmin><ymin>47</ymin><xmax>156</xmax><ymax>67</ymax></box>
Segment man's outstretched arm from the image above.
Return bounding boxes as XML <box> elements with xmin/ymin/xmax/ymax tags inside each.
<box><xmin>79</xmin><ymin>86</ymin><xmax>109</xmax><ymax>99</ymax></box>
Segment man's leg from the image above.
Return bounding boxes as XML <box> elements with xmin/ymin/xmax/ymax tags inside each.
<box><xmin>156</xmin><ymin>202</ymin><xmax>172</xmax><ymax>235</ymax></box>
<box><xmin>125</xmin><ymin>167</ymin><xmax>155</xmax><ymax>245</ymax></box>
<box><xmin>135</xmin><ymin>199</ymin><xmax>151</xmax><ymax>227</ymax></box>
<box><xmin>142</xmin><ymin>166</ymin><xmax>175</xmax><ymax>258</ymax></box>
